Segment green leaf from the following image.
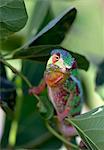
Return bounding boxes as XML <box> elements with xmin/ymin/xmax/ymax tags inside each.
<box><xmin>67</xmin><ymin>106</ymin><xmax>104</xmax><ymax>150</ymax></box>
<box><xmin>13</xmin><ymin>45</ymin><xmax>89</xmax><ymax>71</ymax></box>
<box><xmin>21</xmin><ymin>60</ymin><xmax>46</xmax><ymax>94</ymax></box>
<box><xmin>1</xmin><ymin>35</ymin><xmax>23</xmax><ymax>51</ymax></box>
<box><xmin>0</xmin><ymin>0</ymin><xmax>28</xmax><ymax>40</ymax></box>
<box><xmin>96</xmin><ymin>86</ymin><xmax>104</xmax><ymax>101</ymax></box>
<box><xmin>26</xmin><ymin>0</ymin><xmax>51</xmax><ymax>40</ymax></box>
<box><xmin>24</xmin><ymin>7</ymin><xmax>77</xmax><ymax>47</ymax></box>
<box><xmin>38</xmin><ymin>90</ymin><xmax>54</xmax><ymax>120</ymax></box>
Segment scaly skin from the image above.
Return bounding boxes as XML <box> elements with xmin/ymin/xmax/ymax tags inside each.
<box><xmin>29</xmin><ymin>49</ymin><xmax>83</xmax><ymax>139</ymax></box>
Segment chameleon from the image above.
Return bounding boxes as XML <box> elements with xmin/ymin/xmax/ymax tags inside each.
<box><xmin>29</xmin><ymin>49</ymin><xmax>83</xmax><ymax>146</ymax></box>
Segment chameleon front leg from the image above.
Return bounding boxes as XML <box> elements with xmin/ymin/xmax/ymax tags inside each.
<box><xmin>29</xmin><ymin>79</ymin><xmax>46</xmax><ymax>95</ymax></box>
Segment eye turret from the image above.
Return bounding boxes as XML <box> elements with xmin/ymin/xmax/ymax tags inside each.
<box><xmin>52</xmin><ymin>53</ymin><xmax>60</xmax><ymax>64</ymax></box>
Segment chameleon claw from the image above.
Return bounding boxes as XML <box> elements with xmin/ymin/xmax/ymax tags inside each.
<box><xmin>29</xmin><ymin>87</ymin><xmax>40</xmax><ymax>95</ymax></box>
<box><xmin>29</xmin><ymin>80</ymin><xmax>46</xmax><ymax>95</ymax></box>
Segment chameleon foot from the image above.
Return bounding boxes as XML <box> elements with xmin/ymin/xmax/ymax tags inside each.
<box><xmin>29</xmin><ymin>87</ymin><xmax>40</xmax><ymax>95</ymax></box>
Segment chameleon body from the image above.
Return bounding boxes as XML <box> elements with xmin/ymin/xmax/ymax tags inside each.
<box><xmin>29</xmin><ymin>49</ymin><xmax>83</xmax><ymax>137</ymax></box>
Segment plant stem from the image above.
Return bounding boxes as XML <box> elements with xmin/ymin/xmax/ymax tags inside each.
<box><xmin>0</xmin><ymin>58</ymin><xmax>41</xmax><ymax>102</ymax></box>
<box><xmin>45</xmin><ymin>121</ymin><xmax>79</xmax><ymax>149</ymax></box>
<box><xmin>0</xmin><ymin>58</ymin><xmax>32</xmax><ymax>88</ymax></box>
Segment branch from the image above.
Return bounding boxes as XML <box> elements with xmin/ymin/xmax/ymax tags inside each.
<box><xmin>45</xmin><ymin>121</ymin><xmax>79</xmax><ymax>149</ymax></box>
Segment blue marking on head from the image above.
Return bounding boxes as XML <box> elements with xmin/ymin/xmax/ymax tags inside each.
<box><xmin>51</xmin><ymin>49</ymin><xmax>69</xmax><ymax>57</ymax></box>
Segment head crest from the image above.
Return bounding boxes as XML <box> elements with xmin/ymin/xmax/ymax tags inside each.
<box><xmin>51</xmin><ymin>49</ymin><xmax>75</xmax><ymax>66</ymax></box>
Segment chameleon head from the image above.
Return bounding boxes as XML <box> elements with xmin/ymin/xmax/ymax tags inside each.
<box><xmin>44</xmin><ymin>49</ymin><xmax>76</xmax><ymax>87</ymax></box>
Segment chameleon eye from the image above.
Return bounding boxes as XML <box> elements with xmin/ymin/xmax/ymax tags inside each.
<box><xmin>55</xmin><ymin>55</ymin><xmax>60</xmax><ymax>61</ymax></box>
<box><xmin>52</xmin><ymin>54</ymin><xmax>60</xmax><ymax>63</ymax></box>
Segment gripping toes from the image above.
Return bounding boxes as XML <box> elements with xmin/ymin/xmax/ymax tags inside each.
<box><xmin>29</xmin><ymin>87</ymin><xmax>40</xmax><ymax>95</ymax></box>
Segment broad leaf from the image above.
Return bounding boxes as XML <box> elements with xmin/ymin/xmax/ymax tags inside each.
<box><xmin>26</xmin><ymin>0</ymin><xmax>51</xmax><ymax>40</ymax></box>
<box><xmin>13</xmin><ymin>45</ymin><xmax>89</xmax><ymax>71</ymax></box>
<box><xmin>24</xmin><ymin>7</ymin><xmax>77</xmax><ymax>47</ymax></box>
<box><xmin>38</xmin><ymin>90</ymin><xmax>54</xmax><ymax>120</ymax></box>
<box><xmin>67</xmin><ymin>106</ymin><xmax>104</xmax><ymax>150</ymax></box>
<box><xmin>0</xmin><ymin>0</ymin><xmax>28</xmax><ymax>40</ymax></box>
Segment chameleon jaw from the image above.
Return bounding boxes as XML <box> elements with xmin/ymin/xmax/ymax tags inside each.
<box><xmin>44</xmin><ymin>71</ymin><xmax>65</xmax><ymax>87</ymax></box>
<box><xmin>54</xmin><ymin>75</ymin><xmax>63</xmax><ymax>84</ymax></box>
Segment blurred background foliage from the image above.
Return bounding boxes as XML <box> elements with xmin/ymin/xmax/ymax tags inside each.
<box><xmin>0</xmin><ymin>0</ymin><xmax>104</xmax><ymax>149</ymax></box>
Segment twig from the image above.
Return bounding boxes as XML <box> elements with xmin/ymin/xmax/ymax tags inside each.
<box><xmin>0</xmin><ymin>58</ymin><xmax>32</xmax><ymax>88</ymax></box>
<box><xmin>45</xmin><ymin>121</ymin><xmax>79</xmax><ymax>149</ymax></box>
<box><xmin>0</xmin><ymin>58</ymin><xmax>41</xmax><ymax>102</ymax></box>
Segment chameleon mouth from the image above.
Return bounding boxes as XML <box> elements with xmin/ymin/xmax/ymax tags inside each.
<box><xmin>45</xmin><ymin>71</ymin><xmax>64</xmax><ymax>87</ymax></box>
